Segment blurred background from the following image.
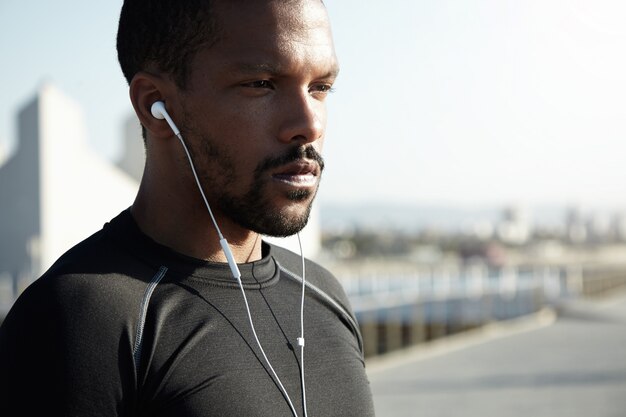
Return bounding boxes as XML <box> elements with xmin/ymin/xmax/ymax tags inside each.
<box><xmin>1</xmin><ymin>1</ymin><xmax>626</xmax><ymax>416</ymax></box>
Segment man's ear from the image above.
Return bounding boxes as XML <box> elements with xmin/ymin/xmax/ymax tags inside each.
<box><xmin>129</xmin><ymin>72</ymin><xmax>178</xmax><ymax>140</ymax></box>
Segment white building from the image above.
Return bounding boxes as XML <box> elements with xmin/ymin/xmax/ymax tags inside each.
<box><xmin>117</xmin><ymin>114</ymin><xmax>145</xmax><ymax>182</ymax></box>
<box><xmin>0</xmin><ymin>84</ymin><xmax>138</xmax><ymax>292</ymax></box>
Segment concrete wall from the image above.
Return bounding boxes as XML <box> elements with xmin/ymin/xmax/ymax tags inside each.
<box><xmin>0</xmin><ymin>96</ymin><xmax>42</xmax><ymax>282</ymax></box>
<box><xmin>0</xmin><ymin>84</ymin><xmax>139</xmax><ymax>285</ymax></box>
<box><xmin>38</xmin><ymin>85</ymin><xmax>138</xmax><ymax>270</ymax></box>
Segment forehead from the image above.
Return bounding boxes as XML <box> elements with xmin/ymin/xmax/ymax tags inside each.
<box><xmin>215</xmin><ymin>0</ymin><xmax>329</xmax><ymax>38</ymax></box>
<box><xmin>198</xmin><ymin>0</ymin><xmax>338</xmax><ymax>77</ymax></box>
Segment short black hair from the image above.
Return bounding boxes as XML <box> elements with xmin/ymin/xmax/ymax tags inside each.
<box><xmin>116</xmin><ymin>0</ymin><xmax>220</xmax><ymax>89</ymax></box>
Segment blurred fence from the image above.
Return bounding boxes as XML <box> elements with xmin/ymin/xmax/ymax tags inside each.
<box><xmin>337</xmin><ymin>263</ymin><xmax>626</xmax><ymax>357</ymax></box>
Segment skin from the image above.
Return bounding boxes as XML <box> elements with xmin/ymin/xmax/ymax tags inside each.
<box><xmin>129</xmin><ymin>0</ymin><xmax>339</xmax><ymax>264</ymax></box>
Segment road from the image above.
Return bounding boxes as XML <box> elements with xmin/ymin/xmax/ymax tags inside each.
<box><xmin>367</xmin><ymin>291</ymin><xmax>626</xmax><ymax>417</ymax></box>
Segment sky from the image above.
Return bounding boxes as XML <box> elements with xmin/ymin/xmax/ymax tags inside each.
<box><xmin>2</xmin><ymin>0</ymin><xmax>626</xmax><ymax>210</ymax></box>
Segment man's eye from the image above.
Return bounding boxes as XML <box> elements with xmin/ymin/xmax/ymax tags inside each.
<box><xmin>242</xmin><ymin>80</ymin><xmax>273</xmax><ymax>89</ymax></box>
<box><xmin>310</xmin><ymin>84</ymin><xmax>335</xmax><ymax>95</ymax></box>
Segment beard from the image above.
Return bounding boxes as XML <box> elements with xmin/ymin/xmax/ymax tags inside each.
<box><xmin>185</xmin><ymin>126</ymin><xmax>325</xmax><ymax>237</ymax></box>
<box><xmin>219</xmin><ymin>145</ymin><xmax>324</xmax><ymax>237</ymax></box>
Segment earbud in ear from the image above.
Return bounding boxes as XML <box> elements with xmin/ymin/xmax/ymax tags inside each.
<box><xmin>150</xmin><ymin>100</ymin><xmax>181</xmax><ymax>136</ymax></box>
<box><xmin>151</xmin><ymin>101</ymin><xmax>167</xmax><ymax>120</ymax></box>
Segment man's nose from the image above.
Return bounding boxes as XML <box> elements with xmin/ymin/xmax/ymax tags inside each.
<box><xmin>276</xmin><ymin>91</ymin><xmax>325</xmax><ymax>145</ymax></box>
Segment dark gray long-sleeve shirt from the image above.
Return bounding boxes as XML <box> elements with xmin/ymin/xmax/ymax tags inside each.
<box><xmin>0</xmin><ymin>209</ymin><xmax>375</xmax><ymax>416</ymax></box>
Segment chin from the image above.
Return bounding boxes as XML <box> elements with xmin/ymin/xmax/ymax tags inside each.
<box><xmin>259</xmin><ymin>200</ymin><xmax>313</xmax><ymax>237</ymax></box>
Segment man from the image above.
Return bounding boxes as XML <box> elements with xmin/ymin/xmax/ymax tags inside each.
<box><xmin>0</xmin><ymin>0</ymin><xmax>376</xmax><ymax>416</ymax></box>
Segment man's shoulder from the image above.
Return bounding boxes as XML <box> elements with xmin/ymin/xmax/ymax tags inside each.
<box><xmin>44</xmin><ymin>226</ymin><xmax>114</xmax><ymax>277</ymax></box>
<box><xmin>37</xmin><ymin>229</ymin><xmax>135</xmax><ymax>294</ymax></box>
<box><xmin>40</xmin><ymin>209</ymin><xmax>157</xmax><ymax>288</ymax></box>
<box><xmin>5</xmin><ymin>214</ymin><xmax>154</xmax><ymax>329</ymax></box>
<box><xmin>0</xmin><ymin>217</ymin><xmax>145</xmax><ymax>412</ymax></box>
<box><xmin>43</xmin><ymin>211</ymin><xmax>131</xmax><ymax>277</ymax></box>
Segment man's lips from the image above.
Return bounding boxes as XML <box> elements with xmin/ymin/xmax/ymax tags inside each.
<box><xmin>271</xmin><ymin>160</ymin><xmax>320</xmax><ymax>187</ymax></box>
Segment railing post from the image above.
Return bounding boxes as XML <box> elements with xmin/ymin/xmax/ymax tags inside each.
<box><xmin>360</xmin><ymin>309</ymin><xmax>379</xmax><ymax>358</ymax></box>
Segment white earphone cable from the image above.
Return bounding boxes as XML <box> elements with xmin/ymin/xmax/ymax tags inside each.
<box><xmin>297</xmin><ymin>232</ymin><xmax>308</xmax><ymax>417</ymax></box>
<box><xmin>173</xmin><ymin>129</ymin><xmax>307</xmax><ymax>417</ymax></box>
<box><xmin>235</xmin><ymin>275</ymin><xmax>301</xmax><ymax>417</ymax></box>
<box><xmin>175</xmin><ymin>133</ymin><xmax>223</xmax><ymax>240</ymax></box>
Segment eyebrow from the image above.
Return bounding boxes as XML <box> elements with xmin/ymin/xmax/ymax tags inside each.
<box><xmin>233</xmin><ymin>63</ymin><xmax>281</xmax><ymax>75</ymax></box>
<box><xmin>230</xmin><ymin>62</ymin><xmax>340</xmax><ymax>78</ymax></box>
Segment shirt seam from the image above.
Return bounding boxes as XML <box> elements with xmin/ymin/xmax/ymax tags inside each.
<box><xmin>133</xmin><ymin>266</ymin><xmax>168</xmax><ymax>380</ymax></box>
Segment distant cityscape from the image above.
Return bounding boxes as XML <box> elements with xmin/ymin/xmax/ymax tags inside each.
<box><xmin>319</xmin><ymin>203</ymin><xmax>626</xmax><ymax>272</ymax></box>
<box><xmin>321</xmin><ymin>203</ymin><xmax>626</xmax><ymax>242</ymax></box>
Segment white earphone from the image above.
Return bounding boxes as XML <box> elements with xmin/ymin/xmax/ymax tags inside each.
<box><xmin>149</xmin><ymin>100</ymin><xmax>308</xmax><ymax>417</ymax></box>
<box><xmin>150</xmin><ymin>101</ymin><xmax>180</xmax><ymax>136</ymax></box>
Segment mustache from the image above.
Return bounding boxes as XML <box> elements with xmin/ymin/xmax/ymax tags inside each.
<box><xmin>255</xmin><ymin>146</ymin><xmax>325</xmax><ymax>174</ymax></box>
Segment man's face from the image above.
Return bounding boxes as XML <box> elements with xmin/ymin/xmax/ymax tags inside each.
<box><xmin>178</xmin><ymin>0</ymin><xmax>338</xmax><ymax>237</ymax></box>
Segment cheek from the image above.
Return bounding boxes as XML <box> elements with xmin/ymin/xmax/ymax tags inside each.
<box><xmin>212</xmin><ymin>109</ymin><xmax>275</xmax><ymax>152</ymax></box>
<box><xmin>218</xmin><ymin>141</ymin><xmax>267</xmax><ymax>182</ymax></box>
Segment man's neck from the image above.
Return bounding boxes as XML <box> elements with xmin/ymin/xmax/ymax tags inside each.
<box><xmin>130</xmin><ymin>184</ymin><xmax>263</xmax><ymax>264</ymax></box>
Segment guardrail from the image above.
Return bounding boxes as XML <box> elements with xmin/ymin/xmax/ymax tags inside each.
<box><xmin>578</xmin><ymin>269</ymin><xmax>626</xmax><ymax>297</ymax></box>
<box><xmin>339</xmin><ymin>264</ymin><xmax>626</xmax><ymax>357</ymax></box>
<box><xmin>352</xmin><ymin>284</ymin><xmax>545</xmax><ymax>358</ymax></box>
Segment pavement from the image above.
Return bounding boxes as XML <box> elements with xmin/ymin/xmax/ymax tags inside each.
<box><xmin>366</xmin><ymin>290</ymin><xmax>626</xmax><ymax>417</ymax></box>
